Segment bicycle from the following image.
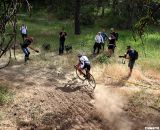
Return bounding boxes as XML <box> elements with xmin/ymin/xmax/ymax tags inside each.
<box><xmin>74</xmin><ymin>65</ymin><xmax>96</xmax><ymax>90</ymax></box>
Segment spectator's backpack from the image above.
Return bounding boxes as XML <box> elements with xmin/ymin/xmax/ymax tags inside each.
<box><xmin>134</xmin><ymin>50</ymin><xmax>138</xmax><ymax>60</ymax></box>
<box><xmin>130</xmin><ymin>50</ymin><xmax>138</xmax><ymax>60</ymax></box>
<box><xmin>115</xmin><ymin>32</ymin><xmax>119</xmax><ymax>41</ymax></box>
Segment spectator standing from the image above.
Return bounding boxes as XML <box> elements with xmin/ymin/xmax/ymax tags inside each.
<box><xmin>110</xmin><ymin>28</ymin><xmax>119</xmax><ymax>42</ymax></box>
<box><xmin>20</xmin><ymin>24</ymin><xmax>28</xmax><ymax>42</ymax></box>
<box><xmin>59</xmin><ymin>28</ymin><xmax>67</xmax><ymax>55</ymax></box>
<box><xmin>107</xmin><ymin>34</ymin><xmax>116</xmax><ymax>57</ymax></box>
<box><xmin>20</xmin><ymin>37</ymin><xmax>39</xmax><ymax>63</ymax></box>
<box><xmin>93</xmin><ymin>32</ymin><xmax>102</xmax><ymax>54</ymax></box>
<box><xmin>100</xmin><ymin>29</ymin><xmax>108</xmax><ymax>50</ymax></box>
<box><xmin>125</xmin><ymin>46</ymin><xmax>138</xmax><ymax>77</ymax></box>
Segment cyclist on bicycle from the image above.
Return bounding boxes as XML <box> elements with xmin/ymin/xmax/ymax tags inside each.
<box><xmin>75</xmin><ymin>54</ymin><xmax>91</xmax><ymax>79</ymax></box>
<box><xmin>21</xmin><ymin>36</ymin><xmax>39</xmax><ymax>63</ymax></box>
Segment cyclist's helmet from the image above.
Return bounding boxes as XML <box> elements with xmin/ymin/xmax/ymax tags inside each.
<box><xmin>77</xmin><ymin>53</ymin><xmax>82</xmax><ymax>57</ymax></box>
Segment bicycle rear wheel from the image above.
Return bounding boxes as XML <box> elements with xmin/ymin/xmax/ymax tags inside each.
<box><xmin>88</xmin><ymin>74</ymin><xmax>96</xmax><ymax>90</ymax></box>
<box><xmin>0</xmin><ymin>49</ymin><xmax>11</xmax><ymax>69</ymax></box>
<box><xmin>76</xmin><ymin>69</ymin><xmax>86</xmax><ymax>81</ymax></box>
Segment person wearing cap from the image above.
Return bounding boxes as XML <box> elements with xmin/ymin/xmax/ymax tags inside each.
<box><xmin>125</xmin><ymin>45</ymin><xmax>137</xmax><ymax>77</ymax></box>
<box><xmin>93</xmin><ymin>32</ymin><xmax>103</xmax><ymax>54</ymax></box>
<box><xmin>21</xmin><ymin>36</ymin><xmax>39</xmax><ymax>63</ymax></box>
<box><xmin>107</xmin><ymin>34</ymin><xmax>116</xmax><ymax>57</ymax></box>
<box><xmin>75</xmin><ymin>54</ymin><xmax>91</xmax><ymax>79</ymax></box>
<box><xmin>110</xmin><ymin>28</ymin><xmax>118</xmax><ymax>41</ymax></box>
<box><xmin>108</xmin><ymin>28</ymin><xmax>118</xmax><ymax>55</ymax></box>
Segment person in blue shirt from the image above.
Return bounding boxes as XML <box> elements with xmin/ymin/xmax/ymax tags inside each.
<box><xmin>100</xmin><ymin>29</ymin><xmax>108</xmax><ymax>51</ymax></box>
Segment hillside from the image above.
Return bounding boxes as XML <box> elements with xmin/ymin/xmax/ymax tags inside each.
<box><xmin>1</xmin><ymin>1</ymin><xmax>160</xmax><ymax>129</ymax></box>
<box><xmin>0</xmin><ymin>52</ymin><xmax>159</xmax><ymax>130</ymax></box>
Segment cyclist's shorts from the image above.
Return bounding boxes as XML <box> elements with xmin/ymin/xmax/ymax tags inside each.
<box><xmin>83</xmin><ymin>63</ymin><xmax>91</xmax><ymax>71</ymax></box>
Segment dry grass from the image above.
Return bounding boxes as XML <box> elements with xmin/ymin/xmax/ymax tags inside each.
<box><xmin>92</xmin><ymin>63</ymin><xmax>145</xmax><ymax>83</ymax></box>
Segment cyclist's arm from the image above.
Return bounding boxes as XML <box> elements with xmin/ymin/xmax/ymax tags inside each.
<box><xmin>80</xmin><ymin>60</ymin><xmax>84</xmax><ymax>69</ymax></box>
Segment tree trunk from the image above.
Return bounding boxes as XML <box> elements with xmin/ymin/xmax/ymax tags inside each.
<box><xmin>75</xmin><ymin>0</ymin><xmax>81</xmax><ymax>35</ymax></box>
<box><xmin>112</xmin><ymin>0</ymin><xmax>118</xmax><ymax>14</ymax></box>
<box><xmin>101</xmin><ymin>5</ymin><xmax>105</xmax><ymax>17</ymax></box>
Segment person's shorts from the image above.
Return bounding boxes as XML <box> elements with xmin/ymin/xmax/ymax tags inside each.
<box><xmin>108</xmin><ymin>44</ymin><xmax>115</xmax><ymax>49</ymax></box>
<box><xmin>128</xmin><ymin>60</ymin><xmax>135</xmax><ymax>69</ymax></box>
<box><xmin>83</xmin><ymin>63</ymin><xmax>91</xmax><ymax>71</ymax></box>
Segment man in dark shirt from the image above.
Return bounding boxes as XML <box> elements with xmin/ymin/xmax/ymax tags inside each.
<box><xmin>21</xmin><ymin>37</ymin><xmax>39</xmax><ymax>63</ymax></box>
<box><xmin>59</xmin><ymin>28</ymin><xmax>67</xmax><ymax>55</ymax></box>
<box><xmin>125</xmin><ymin>46</ymin><xmax>136</xmax><ymax>77</ymax></box>
<box><xmin>110</xmin><ymin>28</ymin><xmax>118</xmax><ymax>41</ymax></box>
<box><xmin>107</xmin><ymin>34</ymin><xmax>116</xmax><ymax>57</ymax></box>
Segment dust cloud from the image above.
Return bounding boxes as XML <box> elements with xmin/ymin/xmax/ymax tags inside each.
<box><xmin>93</xmin><ymin>85</ymin><xmax>132</xmax><ymax>130</ymax></box>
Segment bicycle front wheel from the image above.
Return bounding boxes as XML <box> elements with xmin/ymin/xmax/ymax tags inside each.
<box><xmin>88</xmin><ymin>74</ymin><xmax>96</xmax><ymax>90</ymax></box>
<box><xmin>0</xmin><ymin>49</ymin><xmax>11</xmax><ymax>69</ymax></box>
<box><xmin>76</xmin><ymin>69</ymin><xmax>86</xmax><ymax>81</ymax></box>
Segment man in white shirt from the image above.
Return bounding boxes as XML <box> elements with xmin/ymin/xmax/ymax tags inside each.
<box><xmin>93</xmin><ymin>32</ymin><xmax>102</xmax><ymax>54</ymax></box>
<box><xmin>20</xmin><ymin>24</ymin><xmax>28</xmax><ymax>42</ymax></box>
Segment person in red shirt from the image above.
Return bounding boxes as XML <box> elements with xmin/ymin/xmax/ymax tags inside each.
<box><xmin>21</xmin><ymin>37</ymin><xmax>39</xmax><ymax>63</ymax></box>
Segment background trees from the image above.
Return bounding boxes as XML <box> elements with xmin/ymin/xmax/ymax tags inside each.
<box><xmin>1</xmin><ymin>0</ymin><xmax>160</xmax><ymax>34</ymax></box>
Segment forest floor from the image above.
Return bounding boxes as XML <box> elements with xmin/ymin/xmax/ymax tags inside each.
<box><xmin>0</xmin><ymin>52</ymin><xmax>160</xmax><ymax>130</ymax></box>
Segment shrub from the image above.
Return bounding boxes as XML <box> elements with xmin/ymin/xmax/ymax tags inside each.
<box><xmin>98</xmin><ymin>55</ymin><xmax>110</xmax><ymax>64</ymax></box>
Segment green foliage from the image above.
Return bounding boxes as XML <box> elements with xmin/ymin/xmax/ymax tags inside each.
<box><xmin>80</xmin><ymin>5</ymin><xmax>95</xmax><ymax>26</ymax></box>
<box><xmin>17</xmin><ymin>13</ymin><xmax>160</xmax><ymax>71</ymax></box>
<box><xmin>98</xmin><ymin>54</ymin><xmax>110</xmax><ymax>64</ymax></box>
<box><xmin>0</xmin><ymin>85</ymin><xmax>13</xmax><ymax>105</ymax></box>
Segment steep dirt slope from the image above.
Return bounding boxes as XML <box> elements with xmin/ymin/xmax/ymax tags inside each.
<box><xmin>0</xmin><ymin>54</ymin><xmax>159</xmax><ymax>130</ymax></box>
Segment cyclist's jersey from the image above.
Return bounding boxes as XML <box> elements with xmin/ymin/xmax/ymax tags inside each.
<box><xmin>79</xmin><ymin>56</ymin><xmax>90</xmax><ymax>69</ymax></box>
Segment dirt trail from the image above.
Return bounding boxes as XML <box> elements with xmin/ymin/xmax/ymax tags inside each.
<box><xmin>0</xmin><ymin>54</ymin><xmax>160</xmax><ymax>130</ymax></box>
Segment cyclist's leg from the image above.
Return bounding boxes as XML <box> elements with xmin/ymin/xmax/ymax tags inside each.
<box><xmin>78</xmin><ymin>67</ymin><xmax>85</xmax><ymax>76</ymax></box>
<box><xmin>86</xmin><ymin>64</ymin><xmax>91</xmax><ymax>79</ymax></box>
<box><xmin>76</xmin><ymin>64</ymin><xmax>85</xmax><ymax>75</ymax></box>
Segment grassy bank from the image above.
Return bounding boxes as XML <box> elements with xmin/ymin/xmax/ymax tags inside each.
<box><xmin>0</xmin><ymin>84</ymin><xmax>13</xmax><ymax>105</ymax></box>
<box><xmin>17</xmin><ymin>14</ymin><xmax>160</xmax><ymax>72</ymax></box>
